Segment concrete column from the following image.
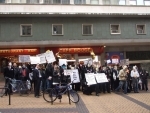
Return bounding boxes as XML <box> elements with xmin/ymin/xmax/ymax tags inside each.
<box><xmin>124</xmin><ymin>51</ymin><xmax>126</xmax><ymax>59</ymax></box>
<box><xmin>74</xmin><ymin>54</ymin><xmax>78</xmax><ymax>63</ymax></box>
<box><xmin>40</xmin><ymin>47</ymin><xmax>45</xmax><ymax>53</ymax></box>
<box><xmin>70</xmin><ymin>0</ymin><xmax>74</xmax><ymax>4</ymax></box>
<box><xmin>126</xmin><ymin>0</ymin><xmax>129</xmax><ymax>5</ymax></box>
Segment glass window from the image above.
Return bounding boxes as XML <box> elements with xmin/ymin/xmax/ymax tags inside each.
<box><xmin>52</xmin><ymin>24</ymin><xmax>63</xmax><ymax>35</ymax></box>
<box><xmin>129</xmin><ymin>0</ymin><xmax>137</xmax><ymax>5</ymax></box>
<box><xmin>144</xmin><ymin>0</ymin><xmax>150</xmax><ymax>5</ymax></box>
<box><xmin>103</xmin><ymin>0</ymin><xmax>110</xmax><ymax>5</ymax></box>
<box><xmin>0</xmin><ymin>0</ymin><xmax>5</xmax><ymax>3</ymax></box>
<box><xmin>137</xmin><ymin>0</ymin><xmax>144</xmax><ymax>5</ymax></box>
<box><xmin>110</xmin><ymin>24</ymin><xmax>121</xmax><ymax>34</ymax></box>
<box><xmin>136</xmin><ymin>24</ymin><xmax>146</xmax><ymax>34</ymax></box>
<box><xmin>82</xmin><ymin>24</ymin><xmax>93</xmax><ymax>35</ymax></box>
<box><xmin>119</xmin><ymin>0</ymin><xmax>126</xmax><ymax>5</ymax></box>
<box><xmin>91</xmin><ymin>0</ymin><xmax>99</xmax><ymax>4</ymax></box>
<box><xmin>20</xmin><ymin>24</ymin><xmax>32</xmax><ymax>36</ymax></box>
<box><xmin>74</xmin><ymin>0</ymin><xmax>86</xmax><ymax>4</ymax></box>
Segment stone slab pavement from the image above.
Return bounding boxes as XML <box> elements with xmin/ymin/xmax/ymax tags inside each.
<box><xmin>0</xmin><ymin>80</ymin><xmax>150</xmax><ymax>113</ymax></box>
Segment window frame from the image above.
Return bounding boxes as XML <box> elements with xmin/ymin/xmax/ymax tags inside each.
<box><xmin>52</xmin><ymin>24</ymin><xmax>64</xmax><ymax>36</ymax></box>
<box><xmin>110</xmin><ymin>24</ymin><xmax>121</xmax><ymax>35</ymax></box>
<box><xmin>136</xmin><ymin>24</ymin><xmax>146</xmax><ymax>35</ymax></box>
<box><xmin>20</xmin><ymin>24</ymin><xmax>32</xmax><ymax>37</ymax></box>
<box><xmin>82</xmin><ymin>24</ymin><xmax>93</xmax><ymax>36</ymax></box>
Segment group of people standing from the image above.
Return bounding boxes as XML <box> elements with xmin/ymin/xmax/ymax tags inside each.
<box><xmin>3</xmin><ymin>61</ymin><xmax>149</xmax><ymax>98</ymax></box>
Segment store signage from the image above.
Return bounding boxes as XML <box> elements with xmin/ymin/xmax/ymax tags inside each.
<box><xmin>0</xmin><ymin>49</ymin><xmax>39</xmax><ymax>55</ymax></box>
<box><xmin>59</xmin><ymin>48</ymin><xmax>92</xmax><ymax>53</ymax></box>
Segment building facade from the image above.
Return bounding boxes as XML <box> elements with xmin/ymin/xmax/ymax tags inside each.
<box><xmin>0</xmin><ymin>0</ymin><xmax>150</xmax><ymax>72</ymax></box>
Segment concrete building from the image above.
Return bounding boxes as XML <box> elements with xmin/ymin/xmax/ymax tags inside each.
<box><xmin>0</xmin><ymin>0</ymin><xmax>150</xmax><ymax>72</ymax></box>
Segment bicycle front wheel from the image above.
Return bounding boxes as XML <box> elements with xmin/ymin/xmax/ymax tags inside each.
<box><xmin>69</xmin><ymin>90</ymin><xmax>79</xmax><ymax>103</ymax></box>
<box><xmin>43</xmin><ymin>88</ymin><xmax>57</xmax><ymax>103</ymax></box>
<box><xmin>0</xmin><ymin>87</ymin><xmax>5</xmax><ymax>97</ymax></box>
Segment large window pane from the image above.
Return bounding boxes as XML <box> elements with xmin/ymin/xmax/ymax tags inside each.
<box><xmin>144</xmin><ymin>0</ymin><xmax>150</xmax><ymax>5</ymax></box>
<box><xmin>103</xmin><ymin>0</ymin><xmax>110</xmax><ymax>5</ymax></box>
<box><xmin>129</xmin><ymin>0</ymin><xmax>137</xmax><ymax>5</ymax></box>
<box><xmin>91</xmin><ymin>0</ymin><xmax>99</xmax><ymax>4</ymax></box>
<box><xmin>74</xmin><ymin>0</ymin><xmax>86</xmax><ymax>4</ymax></box>
<box><xmin>137</xmin><ymin>0</ymin><xmax>144</xmax><ymax>5</ymax></box>
<box><xmin>0</xmin><ymin>0</ymin><xmax>5</xmax><ymax>3</ymax></box>
<box><xmin>119</xmin><ymin>0</ymin><xmax>126</xmax><ymax>5</ymax></box>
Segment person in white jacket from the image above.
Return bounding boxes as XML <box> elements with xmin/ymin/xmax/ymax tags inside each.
<box><xmin>131</xmin><ymin>66</ymin><xmax>139</xmax><ymax>93</ymax></box>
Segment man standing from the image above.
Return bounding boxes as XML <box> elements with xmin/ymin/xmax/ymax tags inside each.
<box><xmin>115</xmin><ymin>65</ymin><xmax>128</xmax><ymax>94</ymax></box>
<box><xmin>131</xmin><ymin>66</ymin><xmax>139</xmax><ymax>93</ymax></box>
<box><xmin>4</xmin><ymin>62</ymin><xmax>14</xmax><ymax>95</ymax></box>
<box><xmin>140</xmin><ymin>68</ymin><xmax>149</xmax><ymax>91</ymax></box>
<box><xmin>33</xmin><ymin>64</ymin><xmax>42</xmax><ymax>98</ymax></box>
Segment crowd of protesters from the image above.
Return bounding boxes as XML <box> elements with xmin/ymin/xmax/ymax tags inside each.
<box><xmin>3</xmin><ymin>61</ymin><xmax>149</xmax><ymax>98</ymax></box>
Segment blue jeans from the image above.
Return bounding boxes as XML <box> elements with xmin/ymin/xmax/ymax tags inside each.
<box><xmin>132</xmin><ymin>78</ymin><xmax>138</xmax><ymax>92</ymax></box>
<box><xmin>115</xmin><ymin>80</ymin><xmax>127</xmax><ymax>94</ymax></box>
<box><xmin>46</xmin><ymin>79</ymin><xmax>52</xmax><ymax>89</ymax></box>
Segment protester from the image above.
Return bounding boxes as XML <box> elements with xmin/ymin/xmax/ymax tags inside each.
<box><xmin>33</xmin><ymin>64</ymin><xmax>42</xmax><ymax>98</ymax></box>
<box><xmin>131</xmin><ymin>66</ymin><xmax>139</xmax><ymax>93</ymax></box>
<box><xmin>115</xmin><ymin>65</ymin><xmax>128</xmax><ymax>94</ymax></box>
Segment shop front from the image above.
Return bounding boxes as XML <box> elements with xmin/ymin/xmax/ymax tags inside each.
<box><xmin>0</xmin><ymin>48</ymin><xmax>39</xmax><ymax>73</ymax></box>
<box><xmin>45</xmin><ymin>46</ymin><xmax>104</xmax><ymax>65</ymax></box>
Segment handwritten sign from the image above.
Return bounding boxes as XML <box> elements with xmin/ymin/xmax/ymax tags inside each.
<box><xmin>85</xmin><ymin>73</ymin><xmax>97</xmax><ymax>85</ymax></box>
<box><xmin>45</xmin><ymin>51</ymin><xmax>56</xmax><ymax>63</ymax></box>
<box><xmin>30</xmin><ymin>56</ymin><xmax>40</xmax><ymax>64</ymax></box>
<box><xmin>94</xmin><ymin>73</ymin><xmax>108</xmax><ymax>83</ymax></box>
<box><xmin>19</xmin><ymin>55</ymin><xmax>30</xmax><ymax>63</ymax></box>
<box><xmin>36</xmin><ymin>53</ymin><xmax>46</xmax><ymax>64</ymax></box>
<box><xmin>64</xmin><ymin>69</ymin><xmax>73</xmax><ymax>76</ymax></box>
<box><xmin>70</xmin><ymin>69</ymin><xmax>80</xmax><ymax>83</ymax></box>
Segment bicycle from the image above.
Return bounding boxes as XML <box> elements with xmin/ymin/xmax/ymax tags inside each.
<box><xmin>43</xmin><ymin>81</ymin><xmax>79</xmax><ymax>104</ymax></box>
<box><xmin>0</xmin><ymin>77</ymin><xmax>31</xmax><ymax>97</ymax></box>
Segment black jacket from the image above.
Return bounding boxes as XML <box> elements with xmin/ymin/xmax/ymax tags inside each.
<box><xmin>4</xmin><ymin>66</ymin><xmax>14</xmax><ymax>79</ymax></box>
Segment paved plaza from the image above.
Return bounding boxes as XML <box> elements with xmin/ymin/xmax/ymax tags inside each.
<box><xmin>0</xmin><ymin>81</ymin><xmax>150</xmax><ymax>113</ymax></box>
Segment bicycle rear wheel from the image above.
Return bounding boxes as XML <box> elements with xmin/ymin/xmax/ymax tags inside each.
<box><xmin>19</xmin><ymin>85</ymin><xmax>29</xmax><ymax>96</ymax></box>
<box><xmin>43</xmin><ymin>88</ymin><xmax>57</xmax><ymax>103</ymax></box>
<box><xmin>69</xmin><ymin>90</ymin><xmax>79</xmax><ymax>103</ymax></box>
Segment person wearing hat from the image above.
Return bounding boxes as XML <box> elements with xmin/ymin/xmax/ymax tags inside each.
<box><xmin>115</xmin><ymin>65</ymin><xmax>128</xmax><ymax>94</ymax></box>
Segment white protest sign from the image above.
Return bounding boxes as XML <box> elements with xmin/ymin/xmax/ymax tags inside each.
<box><xmin>112</xmin><ymin>59</ymin><xmax>119</xmax><ymax>64</ymax></box>
<box><xmin>70</xmin><ymin>69</ymin><xmax>80</xmax><ymax>83</ymax></box>
<box><xmin>45</xmin><ymin>51</ymin><xmax>56</xmax><ymax>63</ymax></box>
<box><xmin>85</xmin><ymin>73</ymin><xmax>97</xmax><ymax>85</ymax></box>
<box><xmin>59</xmin><ymin>59</ymin><xmax>67</xmax><ymax>66</ymax></box>
<box><xmin>125</xmin><ymin>59</ymin><xmax>129</xmax><ymax>65</ymax></box>
<box><xmin>64</xmin><ymin>69</ymin><xmax>73</xmax><ymax>76</ymax></box>
<box><xmin>107</xmin><ymin>59</ymin><xmax>111</xmax><ymax>64</ymax></box>
<box><xmin>88</xmin><ymin>58</ymin><xmax>93</xmax><ymax>66</ymax></box>
<box><xmin>95</xmin><ymin>73</ymin><xmax>108</xmax><ymax>83</ymax></box>
<box><xmin>36</xmin><ymin>53</ymin><xmax>46</xmax><ymax>64</ymax></box>
<box><xmin>19</xmin><ymin>55</ymin><xmax>30</xmax><ymax>63</ymax></box>
<box><xmin>30</xmin><ymin>56</ymin><xmax>40</xmax><ymax>64</ymax></box>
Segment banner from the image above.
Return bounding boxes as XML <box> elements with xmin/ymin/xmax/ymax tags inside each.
<box><xmin>36</xmin><ymin>53</ymin><xmax>46</xmax><ymax>64</ymax></box>
<box><xmin>30</xmin><ymin>56</ymin><xmax>40</xmax><ymax>64</ymax></box>
<box><xmin>94</xmin><ymin>73</ymin><xmax>108</xmax><ymax>83</ymax></box>
<box><xmin>19</xmin><ymin>55</ymin><xmax>30</xmax><ymax>63</ymax></box>
<box><xmin>70</xmin><ymin>69</ymin><xmax>80</xmax><ymax>83</ymax></box>
<box><xmin>120</xmin><ymin>59</ymin><xmax>129</xmax><ymax>66</ymax></box>
<box><xmin>45</xmin><ymin>51</ymin><xmax>56</xmax><ymax>63</ymax></box>
<box><xmin>85</xmin><ymin>73</ymin><xmax>97</xmax><ymax>85</ymax></box>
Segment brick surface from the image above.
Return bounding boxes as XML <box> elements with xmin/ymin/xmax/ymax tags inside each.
<box><xmin>0</xmin><ymin>81</ymin><xmax>150</xmax><ymax>113</ymax></box>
